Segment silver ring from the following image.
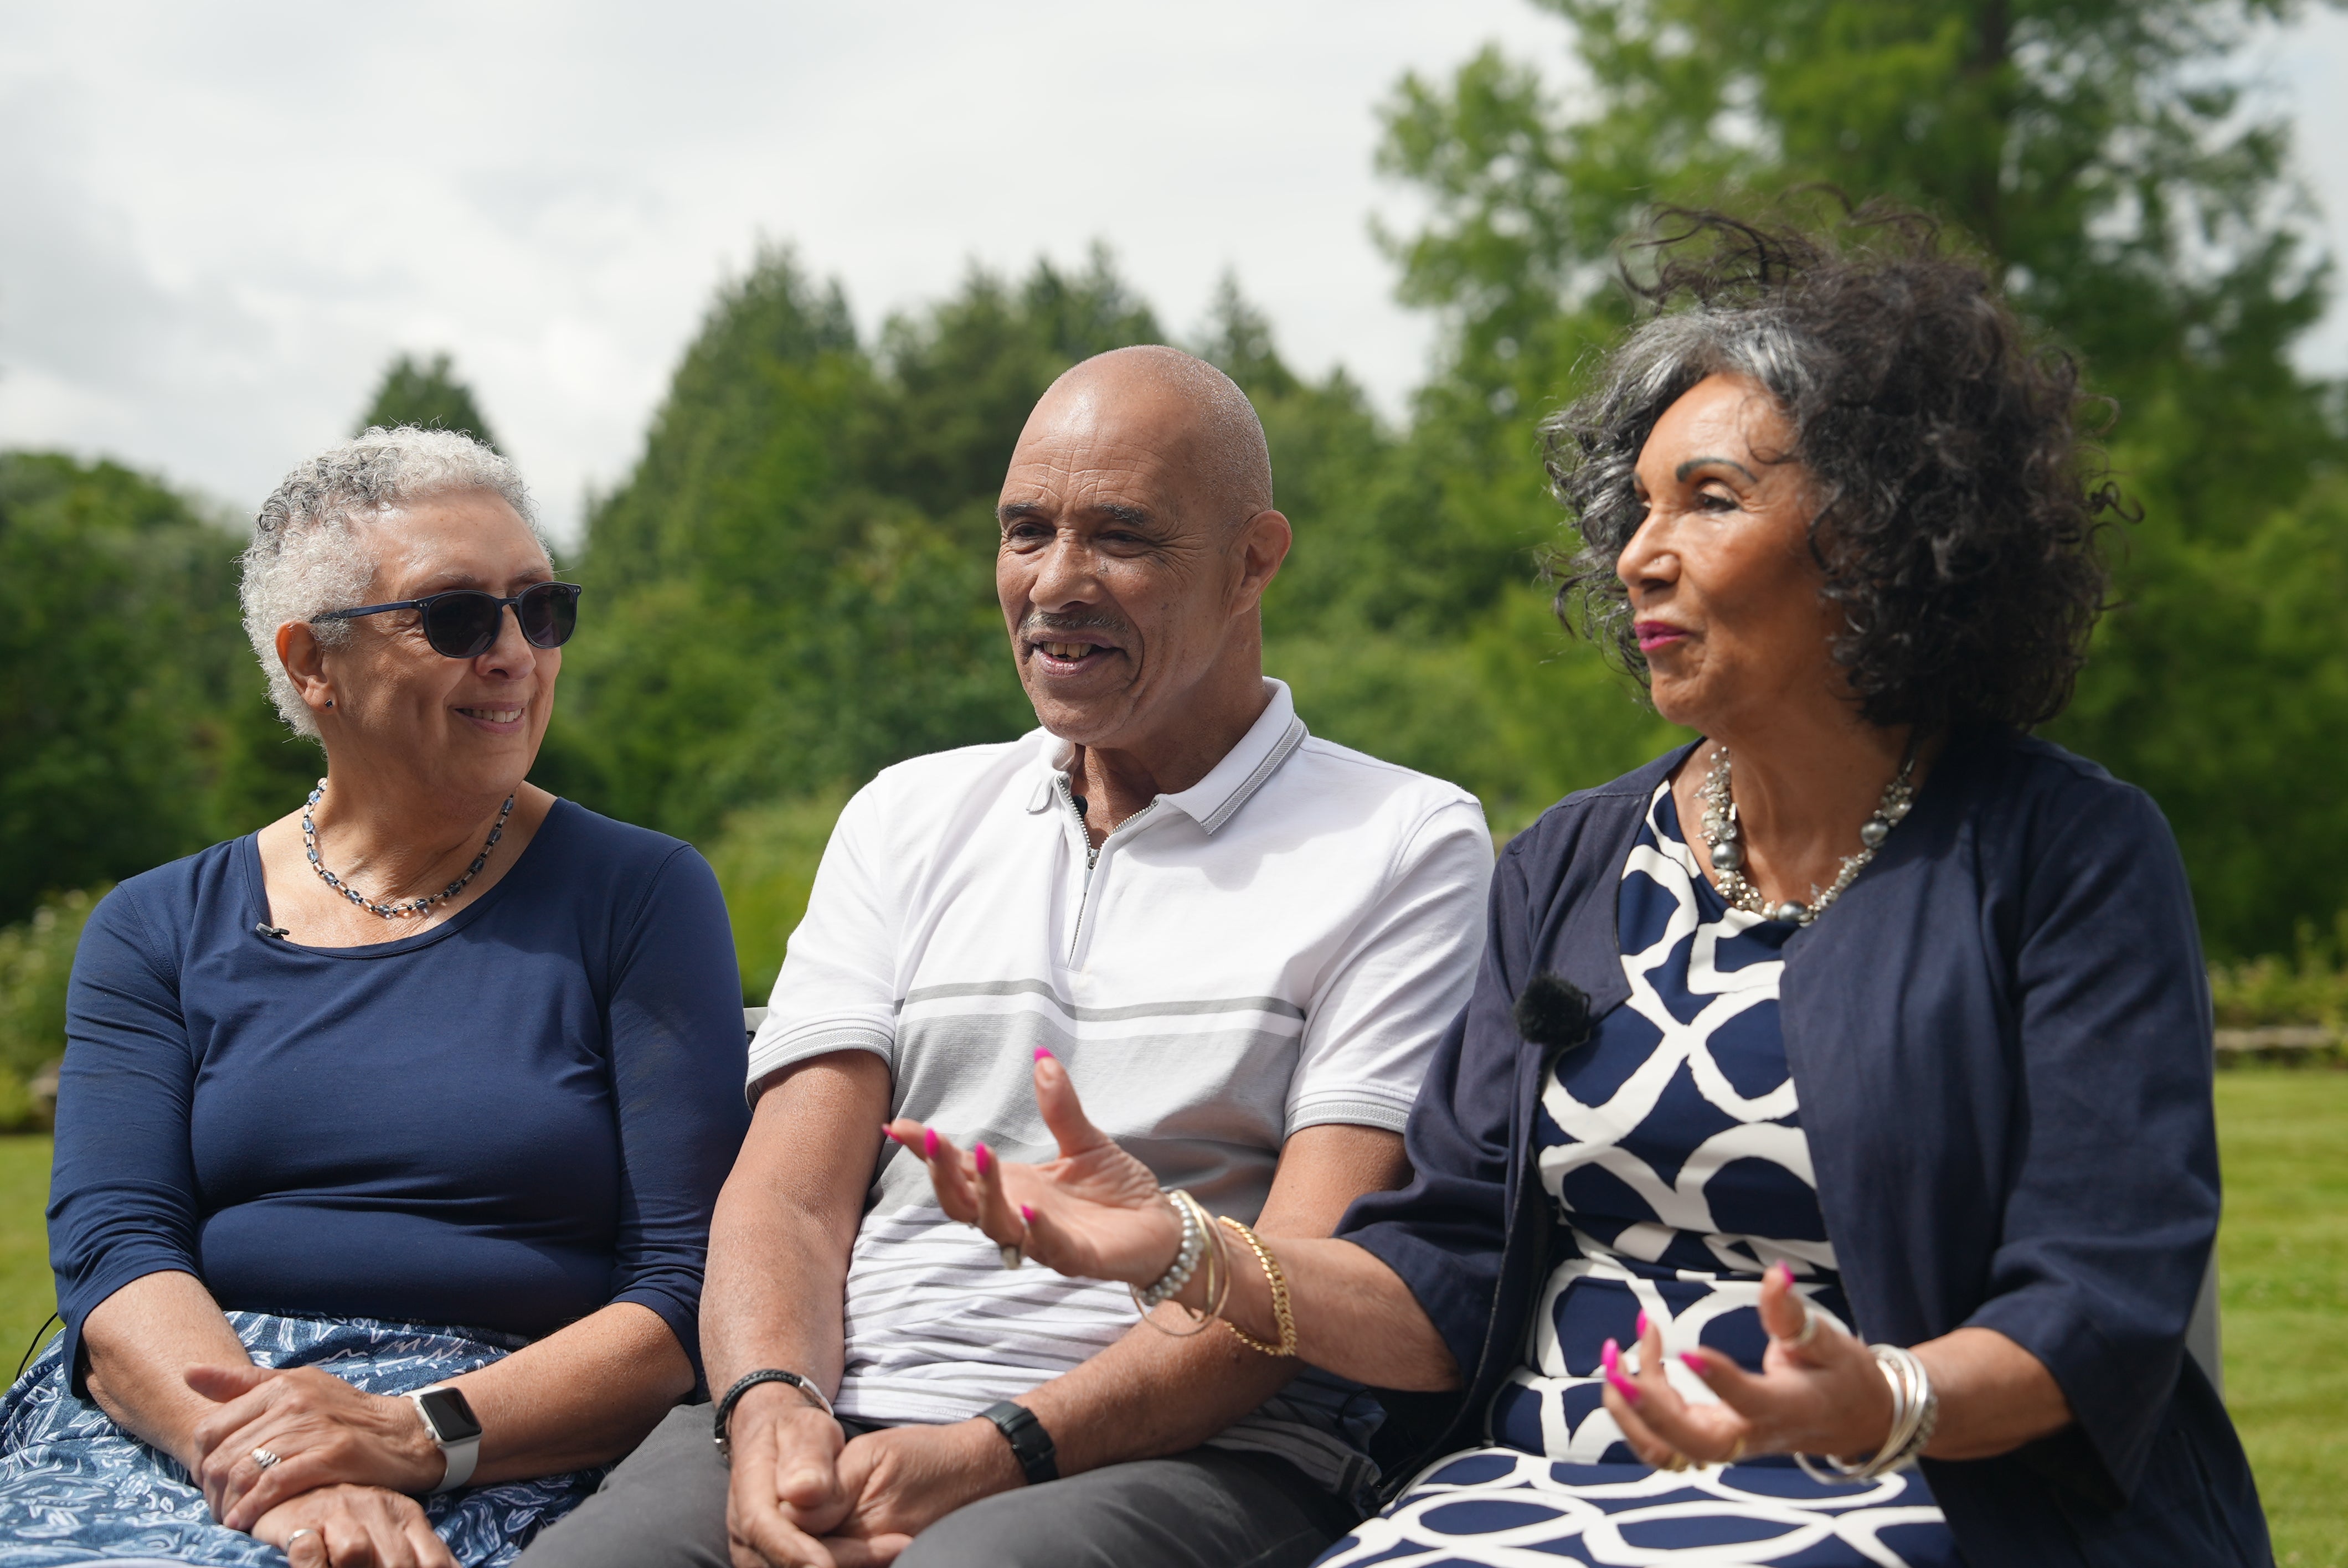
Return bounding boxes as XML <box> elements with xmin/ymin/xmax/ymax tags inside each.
<box><xmin>287</xmin><ymin>1529</ymin><xmax>315</xmax><ymax>1544</ymax></box>
<box><xmin>251</xmin><ymin>1446</ymin><xmax>282</xmax><ymax>1470</ymax></box>
<box><xmin>1790</xmin><ymin>1302</ymin><xmax>1821</xmax><ymax>1348</ymax></box>
<box><xmin>998</xmin><ymin>1242</ymin><xmax>1023</xmax><ymax>1270</ymax></box>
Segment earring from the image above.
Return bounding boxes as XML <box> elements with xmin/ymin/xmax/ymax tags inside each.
<box><xmin>323</xmin><ymin>700</ymin><xmax>334</xmax><ymax>708</ymax></box>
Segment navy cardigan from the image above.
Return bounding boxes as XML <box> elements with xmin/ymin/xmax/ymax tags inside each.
<box><xmin>1341</xmin><ymin>733</ymin><xmax>2271</xmax><ymax>1566</ymax></box>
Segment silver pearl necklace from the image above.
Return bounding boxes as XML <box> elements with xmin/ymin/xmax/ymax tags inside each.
<box><xmin>1695</xmin><ymin>745</ymin><xmax>1915</xmax><ymax>926</ymax></box>
<box><xmin>302</xmin><ymin>778</ymin><xmax>515</xmax><ymax>921</ymax></box>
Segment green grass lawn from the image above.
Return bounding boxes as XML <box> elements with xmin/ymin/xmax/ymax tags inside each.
<box><xmin>0</xmin><ymin>1067</ymin><xmax>2340</xmax><ymax>1555</ymax></box>
<box><xmin>2214</xmin><ymin>1068</ymin><xmax>2348</xmax><ymax>1568</ymax></box>
<box><xmin>0</xmin><ymin>1135</ymin><xmax>54</xmax><ymax>1374</ymax></box>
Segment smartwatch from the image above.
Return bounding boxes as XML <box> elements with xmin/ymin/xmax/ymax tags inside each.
<box><xmin>404</xmin><ymin>1384</ymin><xmax>484</xmax><ymax>1493</ymax></box>
<box><xmin>979</xmin><ymin>1399</ymin><xmax>1058</xmax><ymax>1486</ymax></box>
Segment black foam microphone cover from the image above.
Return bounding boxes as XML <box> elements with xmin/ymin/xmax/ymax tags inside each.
<box><xmin>1514</xmin><ymin>971</ymin><xmax>1593</xmax><ymax>1053</ymax></box>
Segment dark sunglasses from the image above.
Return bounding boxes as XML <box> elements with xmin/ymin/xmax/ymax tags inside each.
<box><xmin>312</xmin><ymin>582</ymin><xmax>584</xmax><ymax>659</ymax></box>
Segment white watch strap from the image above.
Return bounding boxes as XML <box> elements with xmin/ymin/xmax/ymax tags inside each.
<box><xmin>406</xmin><ymin>1388</ymin><xmax>481</xmax><ymax>1493</ymax></box>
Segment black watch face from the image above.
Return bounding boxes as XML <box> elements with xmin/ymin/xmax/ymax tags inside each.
<box><xmin>416</xmin><ymin>1387</ymin><xmax>483</xmax><ymax>1443</ymax></box>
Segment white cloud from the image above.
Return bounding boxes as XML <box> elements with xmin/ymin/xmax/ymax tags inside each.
<box><xmin>3</xmin><ymin>0</ymin><xmax>2344</xmax><ymax>546</ymax></box>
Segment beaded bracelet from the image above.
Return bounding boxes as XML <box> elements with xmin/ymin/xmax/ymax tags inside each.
<box><xmin>1131</xmin><ymin>1190</ymin><xmax>1206</xmax><ymax>1311</ymax></box>
<box><xmin>1134</xmin><ymin>1191</ymin><xmax>1231</xmax><ymax>1336</ymax></box>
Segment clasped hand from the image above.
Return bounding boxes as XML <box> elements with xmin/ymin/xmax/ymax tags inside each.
<box><xmin>184</xmin><ymin>1361</ymin><xmax>454</xmax><ymax>1567</ymax></box>
<box><xmin>1598</xmin><ymin>1263</ymin><xmax>1897</xmax><ymax>1469</ymax></box>
<box><xmin>723</xmin><ymin>1388</ymin><xmax>1029</xmax><ymax>1568</ymax></box>
<box><xmin>723</xmin><ymin>1052</ymin><xmax>1183</xmax><ymax>1568</ymax></box>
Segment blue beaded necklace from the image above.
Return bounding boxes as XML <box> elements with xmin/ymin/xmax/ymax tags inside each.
<box><xmin>302</xmin><ymin>778</ymin><xmax>516</xmax><ymax>920</ymax></box>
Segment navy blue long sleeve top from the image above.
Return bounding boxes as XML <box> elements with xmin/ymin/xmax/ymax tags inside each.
<box><xmin>48</xmin><ymin>799</ymin><xmax>751</xmax><ymax>1392</ymax></box>
<box><xmin>1340</xmin><ymin>734</ymin><xmax>2269</xmax><ymax>1567</ymax></box>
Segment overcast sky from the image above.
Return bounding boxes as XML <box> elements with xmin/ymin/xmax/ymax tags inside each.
<box><xmin>6</xmin><ymin>2</ymin><xmax>2347</xmax><ymax>544</ymax></box>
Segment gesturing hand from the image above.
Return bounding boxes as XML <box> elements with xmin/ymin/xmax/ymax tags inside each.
<box><xmin>187</xmin><ymin>1363</ymin><xmax>446</xmax><ymax>1533</ymax></box>
<box><xmin>1599</xmin><ymin>1262</ymin><xmax>1896</xmax><ymax>1469</ymax></box>
<box><xmin>253</xmin><ymin>1482</ymin><xmax>456</xmax><ymax>1568</ymax></box>
<box><xmin>885</xmin><ymin>1048</ymin><xmax>1181</xmax><ymax>1288</ymax></box>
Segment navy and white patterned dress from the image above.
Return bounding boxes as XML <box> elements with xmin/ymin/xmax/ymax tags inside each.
<box><xmin>1319</xmin><ymin>782</ymin><xmax>1959</xmax><ymax>1567</ymax></box>
<box><xmin>0</xmin><ymin>1314</ymin><xmax>601</xmax><ymax>1567</ymax></box>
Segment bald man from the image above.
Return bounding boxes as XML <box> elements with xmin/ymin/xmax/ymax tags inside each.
<box><xmin>519</xmin><ymin>348</ymin><xmax>1493</xmax><ymax>1568</ymax></box>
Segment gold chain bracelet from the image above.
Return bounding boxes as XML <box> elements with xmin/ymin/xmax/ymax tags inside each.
<box><xmin>1216</xmin><ymin>1216</ymin><xmax>1298</xmax><ymax>1358</ymax></box>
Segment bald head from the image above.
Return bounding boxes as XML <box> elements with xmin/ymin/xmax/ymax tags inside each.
<box><xmin>1029</xmin><ymin>345</ymin><xmax>1274</xmax><ymax>523</ymax></box>
<box><xmin>995</xmin><ymin>343</ymin><xmax>1293</xmax><ymax>760</ymax></box>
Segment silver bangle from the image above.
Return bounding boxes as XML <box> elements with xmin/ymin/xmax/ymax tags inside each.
<box><xmin>1794</xmin><ymin>1344</ymin><xmax>1938</xmax><ymax>1483</ymax></box>
<box><xmin>1131</xmin><ymin>1190</ymin><xmax>1206</xmax><ymax>1311</ymax></box>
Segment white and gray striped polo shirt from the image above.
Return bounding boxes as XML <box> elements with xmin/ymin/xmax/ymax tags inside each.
<box><xmin>747</xmin><ymin>678</ymin><xmax>1492</xmax><ymax>1493</ymax></box>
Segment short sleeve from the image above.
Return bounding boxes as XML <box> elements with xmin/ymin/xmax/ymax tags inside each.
<box><xmin>48</xmin><ymin>885</ymin><xmax>204</xmax><ymax>1393</ymax></box>
<box><xmin>746</xmin><ymin>780</ymin><xmax>900</xmax><ymax>1090</ymax></box>
<box><xmin>1285</xmin><ymin>797</ymin><xmax>1493</xmax><ymax>1135</ymax></box>
<box><xmin>601</xmin><ymin>845</ymin><xmax>753</xmax><ymax>1379</ymax></box>
<box><xmin>1339</xmin><ymin>834</ymin><xmax>1536</xmax><ymax>1379</ymax></box>
<box><xmin>1962</xmin><ymin>780</ymin><xmax>2220</xmax><ymax>1502</ymax></box>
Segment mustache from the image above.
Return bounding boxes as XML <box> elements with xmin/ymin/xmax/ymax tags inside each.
<box><xmin>1018</xmin><ymin>610</ymin><xmax>1130</xmax><ymax>641</ymax></box>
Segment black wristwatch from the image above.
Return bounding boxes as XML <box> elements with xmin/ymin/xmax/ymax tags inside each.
<box><xmin>978</xmin><ymin>1399</ymin><xmax>1058</xmax><ymax>1485</ymax></box>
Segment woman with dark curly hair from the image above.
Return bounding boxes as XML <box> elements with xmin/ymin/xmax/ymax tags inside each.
<box><xmin>888</xmin><ymin>211</ymin><xmax>2270</xmax><ymax>1566</ymax></box>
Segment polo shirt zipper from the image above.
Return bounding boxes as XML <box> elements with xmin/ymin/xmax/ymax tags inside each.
<box><xmin>1056</xmin><ymin>773</ymin><xmax>1161</xmax><ymax>968</ymax></box>
<box><xmin>1058</xmin><ymin>776</ymin><xmax>1100</xmax><ymax>966</ymax></box>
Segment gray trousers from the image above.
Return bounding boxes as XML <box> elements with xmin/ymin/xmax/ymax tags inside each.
<box><xmin>514</xmin><ymin>1404</ymin><xmax>1360</xmax><ymax>1568</ymax></box>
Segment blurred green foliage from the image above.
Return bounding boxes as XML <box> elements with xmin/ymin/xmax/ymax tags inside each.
<box><xmin>0</xmin><ymin>889</ymin><xmax>101</xmax><ymax>1130</ymax></box>
<box><xmin>0</xmin><ymin>454</ymin><xmax>318</xmax><ymax>929</ymax></box>
<box><xmin>358</xmin><ymin>352</ymin><xmax>501</xmax><ymax>451</ymax></box>
<box><xmin>703</xmin><ymin>791</ymin><xmax>849</xmax><ymax>999</ymax></box>
<box><xmin>2211</xmin><ymin>913</ymin><xmax>2348</xmax><ymax>1030</ymax></box>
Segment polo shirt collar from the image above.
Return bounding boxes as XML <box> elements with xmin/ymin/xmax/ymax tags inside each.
<box><xmin>1023</xmin><ymin>679</ymin><xmax>1309</xmax><ymax>835</ymax></box>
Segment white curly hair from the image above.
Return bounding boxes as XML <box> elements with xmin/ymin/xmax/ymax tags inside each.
<box><xmin>241</xmin><ymin>426</ymin><xmax>547</xmax><ymax>738</ymax></box>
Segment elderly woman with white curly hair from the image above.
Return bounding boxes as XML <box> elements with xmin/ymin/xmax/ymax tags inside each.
<box><xmin>0</xmin><ymin>429</ymin><xmax>750</xmax><ymax>1568</ymax></box>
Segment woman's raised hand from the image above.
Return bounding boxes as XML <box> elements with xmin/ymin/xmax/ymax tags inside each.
<box><xmin>186</xmin><ymin>1363</ymin><xmax>448</xmax><ymax>1533</ymax></box>
<box><xmin>885</xmin><ymin>1048</ymin><xmax>1183</xmax><ymax>1288</ymax></box>
<box><xmin>1598</xmin><ymin>1262</ymin><xmax>1897</xmax><ymax>1470</ymax></box>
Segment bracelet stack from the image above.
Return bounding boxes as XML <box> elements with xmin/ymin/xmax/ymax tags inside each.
<box><xmin>1131</xmin><ymin>1190</ymin><xmax>1210</xmax><ymax>1311</ymax></box>
<box><xmin>1796</xmin><ymin>1344</ymin><xmax>1938</xmax><ymax>1483</ymax></box>
<box><xmin>1130</xmin><ymin>1191</ymin><xmax>1299</xmax><ymax>1354</ymax></box>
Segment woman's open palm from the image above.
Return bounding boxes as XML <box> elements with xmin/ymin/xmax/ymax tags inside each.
<box><xmin>885</xmin><ymin>1050</ymin><xmax>1183</xmax><ymax>1287</ymax></box>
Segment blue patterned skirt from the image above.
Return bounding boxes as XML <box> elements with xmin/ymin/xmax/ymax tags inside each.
<box><xmin>0</xmin><ymin>1313</ymin><xmax>604</xmax><ymax>1567</ymax></box>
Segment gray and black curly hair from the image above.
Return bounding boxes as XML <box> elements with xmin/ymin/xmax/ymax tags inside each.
<box><xmin>241</xmin><ymin>427</ymin><xmax>544</xmax><ymax>738</ymax></box>
<box><xmin>1546</xmin><ymin>207</ymin><xmax>2118</xmax><ymax>734</ymax></box>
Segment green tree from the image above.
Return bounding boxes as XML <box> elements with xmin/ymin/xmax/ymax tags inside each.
<box><xmin>548</xmin><ymin>247</ymin><xmax>1164</xmax><ymax>842</ymax></box>
<box><xmin>0</xmin><ymin>454</ymin><xmax>311</xmax><ymax>926</ymax></box>
<box><xmin>1373</xmin><ymin>0</ymin><xmax>2348</xmax><ymax>952</ymax></box>
<box><xmin>356</xmin><ymin>351</ymin><xmax>501</xmax><ymax>450</ymax></box>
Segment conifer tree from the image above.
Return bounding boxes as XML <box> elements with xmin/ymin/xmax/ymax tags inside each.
<box><xmin>356</xmin><ymin>351</ymin><xmax>500</xmax><ymax>451</ymax></box>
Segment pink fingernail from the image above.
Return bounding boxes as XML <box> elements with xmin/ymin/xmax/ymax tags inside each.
<box><xmin>1768</xmin><ymin>1261</ymin><xmax>1791</xmax><ymax>1287</ymax></box>
<box><xmin>881</xmin><ymin>1122</ymin><xmax>896</xmax><ymax>1139</ymax></box>
<box><xmin>1020</xmin><ymin>1204</ymin><xmax>1036</xmax><ymax>1223</ymax></box>
<box><xmin>1607</xmin><ymin>1368</ymin><xmax>1642</xmax><ymax>1405</ymax></box>
<box><xmin>975</xmin><ymin>1143</ymin><xmax>993</xmax><ymax>1174</ymax></box>
<box><xmin>1034</xmin><ymin>1046</ymin><xmax>1054</xmax><ymax>1061</ymax></box>
<box><xmin>1635</xmin><ymin>1311</ymin><xmax>1649</xmax><ymax>1338</ymax></box>
<box><xmin>923</xmin><ymin>1128</ymin><xmax>939</xmax><ymax>1158</ymax></box>
<box><xmin>1601</xmin><ymin>1338</ymin><xmax>1621</xmax><ymax>1375</ymax></box>
<box><xmin>1681</xmin><ymin>1352</ymin><xmax>1709</xmax><ymax>1375</ymax></box>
